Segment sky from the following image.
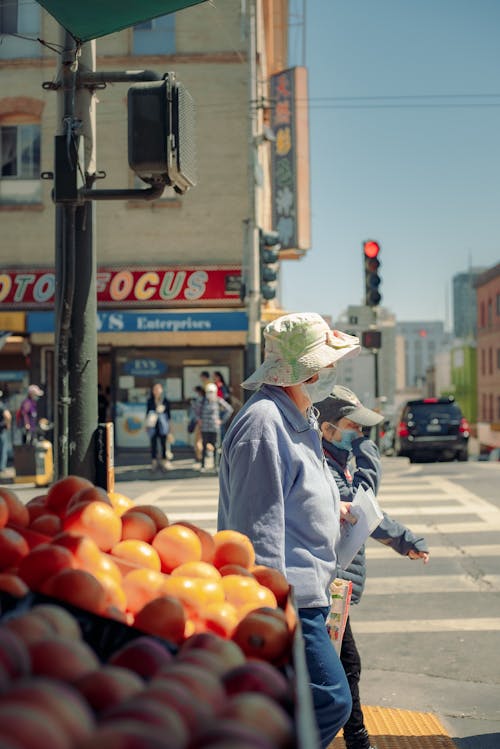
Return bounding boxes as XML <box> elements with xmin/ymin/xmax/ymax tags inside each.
<box><xmin>283</xmin><ymin>0</ymin><xmax>500</xmax><ymax>327</ymax></box>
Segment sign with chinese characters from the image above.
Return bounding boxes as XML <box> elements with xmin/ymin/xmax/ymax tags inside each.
<box><xmin>270</xmin><ymin>67</ymin><xmax>311</xmax><ymax>253</ymax></box>
<box><xmin>0</xmin><ymin>267</ymin><xmax>242</xmax><ymax>309</ymax></box>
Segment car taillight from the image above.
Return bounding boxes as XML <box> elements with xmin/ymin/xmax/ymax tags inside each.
<box><xmin>459</xmin><ymin>418</ymin><xmax>470</xmax><ymax>434</ymax></box>
<box><xmin>397</xmin><ymin>422</ymin><xmax>409</xmax><ymax>438</ymax></box>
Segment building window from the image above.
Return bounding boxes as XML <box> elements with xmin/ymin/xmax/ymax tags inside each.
<box><xmin>497</xmin><ymin>349</ymin><xmax>500</xmax><ymax>370</ymax></box>
<box><xmin>0</xmin><ymin>0</ymin><xmax>41</xmax><ymax>58</ymax></box>
<box><xmin>489</xmin><ymin>393</ymin><xmax>494</xmax><ymax>422</ymax></box>
<box><xmin>497</xmin><ymin>293</ymin><xmax>500</xmax><ymax>316</ymax></box>
<box><xmin>480</xmin><ymin>348</ymin><xmax>485</xmax><ymax>376</ymax></box>
<box><xmin>0</xmin><ymin>123</ymin><xmax>41</xmax><ymax>204</ymax></box>
<box><xmin>488</xmin><ymin>299</ymin><xmax>493</xmax><ymax>327</ymax></box>
<box><xmin>489</xmin><ymin>348</ymin><xmax>493</xmax><ymax>375</ymax></box>
<box><xmin>498</xmin><ymin>396</ymin><xmax>500</xmax><ymax>421</ymax></box>
<box><xmin>133</xmin><ymin>15</ymin><xmax>175</xmax><ymax>56</ymax></box>
<box><xmin>479</xmin><ymin>301</ymin><xmax>485</xmax><ymax>328</ymax></box>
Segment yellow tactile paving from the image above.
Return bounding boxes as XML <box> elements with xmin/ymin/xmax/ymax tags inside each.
<box><xmin>329</xmin><ymin>705</ymin><xmax>458</xmax><ymax>749</ymax></box>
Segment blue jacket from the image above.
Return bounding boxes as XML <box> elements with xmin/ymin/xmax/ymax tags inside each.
<box><xmin>218</xmin><ymin>385</ymin><xmax>342</xmax><ymax>609</ymax></box>
<box><xmin>323</xmin><ymin>436</ymin><xmax>429</xmax><ymax>604</ymax></box>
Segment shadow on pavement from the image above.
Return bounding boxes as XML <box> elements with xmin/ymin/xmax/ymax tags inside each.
<box><xmin>454</xmin><ymin>734</ymin><xmax>500</xmax><ymax>749</ymax></box>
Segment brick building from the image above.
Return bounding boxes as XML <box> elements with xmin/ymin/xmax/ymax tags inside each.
<box><xmin>475</xmin><ymin>262</ymin><xmax>500</xmax><ymax>451</ymax></box>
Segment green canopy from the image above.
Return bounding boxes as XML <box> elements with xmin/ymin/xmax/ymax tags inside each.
<box><xmin>36</xmin><ymin>0</ymin><xmax>208</xmax><ymax>42</ymax></box>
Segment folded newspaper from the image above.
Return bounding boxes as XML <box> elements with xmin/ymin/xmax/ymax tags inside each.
<box><xmin>337</xmin><ymin>485</ymin><xmax>383</xmax><ymax>569</ymax></box>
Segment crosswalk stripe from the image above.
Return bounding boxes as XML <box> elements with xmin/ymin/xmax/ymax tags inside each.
<box><xmin>364</xmin><ymin>574</ymin><xmax>500</xmax><ymax>594</ymax></box>
<box><xmin>353</xmin><ymin>617</ymin><xmax>500</xmax><ymax>634</ymax></box>
<box><xmin>366</xmin><ymin>543</ymin><xmax>500</xmax><ymax>559</ymax></box>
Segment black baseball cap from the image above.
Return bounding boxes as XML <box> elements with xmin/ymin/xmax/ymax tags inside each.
<box><xmin>315</xmin><ymin>385</ymin><xmax>383</xmax><ymax>427</ymax></box>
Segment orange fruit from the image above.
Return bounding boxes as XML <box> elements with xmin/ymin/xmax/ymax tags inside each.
<box><xmin>26</xmin><ymin>495</ymin><xmax>50</xmax><ymax>523</ymax></box>
<box><xmin>0</xmin><ymin>527</ymin><xmax>30</xmax><ymax>570</ymax></box>
<box><xmin>160</xmin><ymin>575</ymin><xmax>210</xmax><ymax>617</ymax></box>
<box><xmin>218</xmin><ymin>563</ymin><xmax>255</xmax><ymax>577</ymax></box>
<box><xmin>46</xmin><ymin>475</ymin><xmax>94</xmax><ymax>516</ymax></box>
<box><xmin>152</xmin><ymin>525</ymin><xmax>202</xmax><ymax>573</ymax></box>
<box><xmin>0</xmin><ymin>496</ymin><xmax>9</xmax><ymax>529</ymax></box>
<box><xmin>134</xmin><ymin>595</ymin><xmax>186</xmax><ymax>645</ymax></box>
<box><xmin>231</xmin><ymin>607</ymin><xmax>291</xmax><ymax>664</ymax></box>
<box><xmin>251</xmin><ymin>565</ymin><xmax>290</xmax><ymax>608</ymax></box>
<box><xmin>92</xmin><ymin>552</ymin><xmax>122</xmax><ymax>583</ymax></box>
<box><xmin>17</xmin><ymin>543</ymin><xmax>76</xmax><ymax>592</ymax></box>
<box><xmin>236</xmin><ymin>584</ymin><xmax>278</xmax><ymax>618</ymax></box>
<box><xmin>31</xmin><ymin>603</ymin><xmax>82</xmax><ymax>640</ymax></box>
<box><xmin>52</xmin><ymin>531</ymin><xmax>103</xmax><ymax>572</ymax></box>
<box><xmin>111</xmin><ymin>539</ymin><xmax>161</xmax><ymax>571</ymax></box>
<box><xmin>220</xmin><ymin>573</ymin><xmax>261</xmax><ymax>608</ymax></box>
<box><xmin>43</xmin><ymin>568</ymin><xmax>107</xmax><ymax>615</ymax></box>
<box><xmin>0</xmin><ymin>487</ymin><xmax>29</xmax><ymax>527</ymax></box>
<box><xmin>213</xmin><ymin>530</ymin><xmax>255</xmax><ymax>570</ymax></box>
<box><xmin>94</xmin><ymin>572</ymin><xmax>127</xmax><ymax>612</ymax></box>
<box><xmin>171</xmin><ymin>560</ymin><xmax>221</xmax><ymax>580</ymax></box>
<box><xmin>65</xmin><ymin>486</ymin><xmax>112</xmax><ymax>515</ymax></box>
<box><xmin>198</xmin><ymin>601</ymin><xmax>240</xmax><ymax>638</ymax></box>
<box><xmin>107</xmin><ymin>491</ymin><xmax>135</xmax><ymax>517</ymax></box>
<box><xmin>63</xmin><ymin>500</ymin><xmax>122</xmax><ymax>551</ymax></box>
<box><xmin>131</xmin><ymin>504</ymin><xmax>169</xmax><ymax>532</ymax></box>
<box><xmin>120</xmin><ymin>511</ymin><xmax>156</xmax><ymax>542</ymax></box>
<box><xmin>174</xmin><ymin>521</ymin><xmax>215</xmax><ymax>564</ymax></box>
<box><xmin>122</xmin><ymin>567</ymin><xmax>166</xmax><ymax>615</ymax></box>
<box><xmin>29</xmin><ymin>513</ymin><xmax>62</xmax><ymax>537</ymax></box>
<box><xmin>0</xmin><ymin>571</ymin><xmax>30</xmax><ymax>598</ymax></box>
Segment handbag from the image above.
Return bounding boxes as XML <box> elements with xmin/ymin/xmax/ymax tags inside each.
<box><xmin>145</xmin><ymin>411</ymin><xmax>158</xmax><ymax>429</ymax></box>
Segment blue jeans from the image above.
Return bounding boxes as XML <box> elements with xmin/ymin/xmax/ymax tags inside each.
<box><xmin>299</xmin><ymin>607</ymin><xmax>352</xmax><ymax>749</ymax></box>
<box><xmin>0</xmin><ymin>430</ymin><xmax>8</xmax><ymax>472</ymax></box>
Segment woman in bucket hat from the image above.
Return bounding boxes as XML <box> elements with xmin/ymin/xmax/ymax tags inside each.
<box><xmin>218</xmin><ymin>312</ymin><xmax>361</xmax><ymax>748</ymax></box>
<box><xmin>316</xmin><ymin>385</ymin><xmax>430</xmax><ymax>749</ymax></box>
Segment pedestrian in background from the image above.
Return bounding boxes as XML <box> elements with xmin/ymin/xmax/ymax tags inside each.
<box><xmin>218</xmin><ymin>312</ymin><xmax>361</xmax><ymax>748</ymax></box>
<box><xmin>145</xmin><ymin>382</ymin><xmax>171</xmax><ymax>472</ymax></box>
<box><xmin>197</xmin><ymin>382</ymin><xmax>233</xmax><ymax>472</ymax></box>
<box><xmin>189</xmin><ymin>385</ymin><xmax>205</xmax><ymax>466</ymax></box>
<box><xmin>0</xmin><ymin>389</ymin><xmax>12</xmax><ymax>477</ymax></box>
<box><xmin>213</xmin><ymin>371</ymin><xmax>230</xmax><ymax>401</ymax></box>
<box><xmin>315</xmin><ymin>385</ymin><xmax>430</xmax><ymax>749</ymax></box>
<box><xmin>18</xmin><ymin>384</ymin><xmax>43</xmax><ymax>444</ymax></box>
<box><xmin>199</xmin><ymin>370</ymin><xmax>211</xmax><ymax>391</ymax></box>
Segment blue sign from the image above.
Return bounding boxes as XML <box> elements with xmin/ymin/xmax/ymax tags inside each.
<box><xmin>27</xmin><ymin>310</ymin><xmax>248</xmax><ymax>334</ymax></box>
<box><xmin>123</xmin><ymin>359</ymin><xmax>167</xmax><ymax>377</ymax></box>
<box><xmin>0</xmin><ymin>370</ymin><xmax>26</xmax><ymax>382</ymax></box>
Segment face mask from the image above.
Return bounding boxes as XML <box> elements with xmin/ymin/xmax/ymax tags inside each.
<box><xmin>302</xmin><ymin>367</ymin><xmax>337</xmax><ymax>404</ymax></box>
<box><xmin>330</xmin><ymin>428</ymin><xmax>360</xmax><ymax>452</ymax></box>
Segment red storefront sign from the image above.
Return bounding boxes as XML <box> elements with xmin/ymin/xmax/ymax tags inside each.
<box><xmin>0</xmin><ymin>267</ymin><xmax>242</xmax><ymax>309</ymax></box>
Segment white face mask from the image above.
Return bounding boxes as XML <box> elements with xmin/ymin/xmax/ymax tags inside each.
<box><xmin>302</xmin><ymin>367</ymin><xmax>338</xmax><ymax>404</ymax></box>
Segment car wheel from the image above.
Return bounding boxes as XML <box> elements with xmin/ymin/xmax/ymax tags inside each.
<box><xmin>458</xmin><ymin>450</ymin><xmax>468</xmax><ymax>462</ymax></box>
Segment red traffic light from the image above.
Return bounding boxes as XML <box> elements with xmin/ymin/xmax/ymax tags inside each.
<box><xmin>363</xmin><ymin>240</ymin><xmax>380</xmax><ymax>259</ymax></box>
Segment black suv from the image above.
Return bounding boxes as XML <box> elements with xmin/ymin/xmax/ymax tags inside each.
<box><xmin>395</xmin><ymin>397</ymin><xmax>469</xmax><ymax>463</ymax></box>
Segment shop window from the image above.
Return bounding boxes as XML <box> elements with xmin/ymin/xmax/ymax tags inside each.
<box><xmin>132</xmin><ymin>15</ymin><xmax>175</xmax><ymax>56</ymax></box>
<box><xmin>0</xmin><ymin>123</ymin><xmax>41</xmax><ymax>204</ymax></box>
<box><xmin>0</xmin><ymin>0</ymin><xmax>41</xmax><ymax>58</ymax></box>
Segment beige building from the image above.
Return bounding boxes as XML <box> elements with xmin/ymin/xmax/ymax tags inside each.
<box><xmin>0</xmin><ymin>1</ymin><xmax>298</xmax><ymax>450</ymax></box>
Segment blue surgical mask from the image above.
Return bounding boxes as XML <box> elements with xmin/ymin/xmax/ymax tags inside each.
<box><xmin>302</xmin><ymin>368</ymin><xmax>338</xmax><ymax>404</ymax></box>
<box><xmin>330</xmin><ymin>428</ymin><xmax>359</xmax><ymax>452</ymax></box>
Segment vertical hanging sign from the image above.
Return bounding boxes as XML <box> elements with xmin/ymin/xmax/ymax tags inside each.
<box><xmin>270</xmin><ymin>67</ymin><xmax>311</xmax><ymax>253</ymax></box>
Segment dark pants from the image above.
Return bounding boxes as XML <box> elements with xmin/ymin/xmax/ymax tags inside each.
<box><xmin>299</xmin><ymin>607</ymin><xmax>352</xmax><ymax>749</ymax></box>
<box><xmin>150</xmin><ymin>431</ymin><xmax>166</xmax><ymax>460</ymax></box>
<box><xmin>340</xmin><ymin>616</ymin><xmax>371</xmax><ymax>749</ymax></box>
<box><xmin>201</xmin><ymin>430</ymin><xmax>217</xmax><ymax>467</ymax></box>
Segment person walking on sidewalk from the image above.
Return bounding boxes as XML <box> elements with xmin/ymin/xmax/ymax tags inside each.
<box><xmin>17</xmin><ymin>384</ymin><xmax>43</xmax><ymax>444</ymax></box>
<box><xmin>145</xmin><ymin>382</ymin><xmax>171</xmax><ymax>472</ymax></box>
<box><xmin>0</xmin><ymin>390</ymin><xmax>12</xmax><ymax>477</ymax></box>
<box><xmin>196</xmin><ymin>383</ymin><xmax>233</xmax><ymax>472</ymax></box>
<box><xmin>315</xmin><ymin>385</ymin><xmax>430</xmax><ymax>749</ymax></box>
<box><xmin>218</xmin><ymin>312</ymin><xmax>362</xmax><ymax>748</ymax></box>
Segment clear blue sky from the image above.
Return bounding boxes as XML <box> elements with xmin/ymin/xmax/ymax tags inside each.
<box><xmin>283</xmin><ymin>0</ymin><xmax>500</xmax><ymax>327</ymax></box>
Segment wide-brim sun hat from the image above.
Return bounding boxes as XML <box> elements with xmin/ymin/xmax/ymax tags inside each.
<box><xmin>315</xmin><ymin>384</ymin><xmax>383</xmax><ymax>427</ymax></box>
<box><xmin>242</xmin><ymin>312</ymin><xmax>361</xmax><ymax>390</ymax></box>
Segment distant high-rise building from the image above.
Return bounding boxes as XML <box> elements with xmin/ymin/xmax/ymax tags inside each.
<box><xmin>396</xmin><ymin>321</ymin><xmax>451</xmax><ymax>388</ymax></box>
<box><xmin>452</xmin><ymin>268</ymin><xmax>485</xmax><ymax>340</ymax></box>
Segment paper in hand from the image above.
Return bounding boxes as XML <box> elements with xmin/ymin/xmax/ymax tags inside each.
<box><xmin>337</xmin><ymin>485</ymin><xmax>383</xmax><ymax>569</ymax></box>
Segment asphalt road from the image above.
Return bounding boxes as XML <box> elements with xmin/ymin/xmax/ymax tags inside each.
<box><xmin>4</xmin><ymin>454</ymin><xmax>500</xmax><ymax>748</ymax></box>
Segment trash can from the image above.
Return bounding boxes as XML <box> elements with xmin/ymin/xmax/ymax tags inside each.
<box><xmin>13</xmin><ymin>439</ymin><xmax>53</xmax><ymax>487</ymax></box>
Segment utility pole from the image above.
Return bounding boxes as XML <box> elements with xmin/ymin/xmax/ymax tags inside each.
<box><xmin>244</xmin><ymin>0</ymin><xmax>261</xmax><ymax>381</ymax></box>
<box><xmin>53</xmin><ymin>32</ymin><xmax>98</xmax><ymax>480</ymax></box>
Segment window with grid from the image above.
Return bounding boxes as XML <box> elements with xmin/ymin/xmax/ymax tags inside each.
<box><xmin>133</xmin><ymin>14</ymin><xmax>175</xmax><ymax>55</ymax></box>
<box><xmin>0</xmin><ymin>123</ymin><xmax>41</xmax><ymax>204</ymax></box>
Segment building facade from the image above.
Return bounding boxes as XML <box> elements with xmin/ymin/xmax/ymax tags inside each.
<box><xmin>396</xmin><ymin>321</ymin><xmax>451</xmax><ymax>390</ymax></box>
<box><xmin>475</xmin><ymin>262</ymin><xmax>500</xmax><ymax>451</ymax></box>
<box><xmin>452</xmin><ymin>268</ymin><xmax>484</xmax><ymax>341</ymax></box>
<box><xmin>0</xmin><ymin>1</ymin><xmax>298</xmax><ymax>450</ymax></box>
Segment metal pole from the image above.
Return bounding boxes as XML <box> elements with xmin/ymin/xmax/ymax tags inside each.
<box><xmin>244</xmin><ymin>0</ymin><xmax>261</xmax><ymax>382</ymax></box>
<box><xmin>54</xmin><ymin>31</ymin><xmax>78</xmax><ymax>478</ymax></box>
<box><xmin>68</xmin><ymin>40</ymin><xmax>98</xmax><ymax>480</ymax></box>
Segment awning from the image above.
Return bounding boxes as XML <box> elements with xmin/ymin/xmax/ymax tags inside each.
<box><xmin>35</xmin><ymin>0</ymin><xmax>208</xmax><ymax>43</ymax></box>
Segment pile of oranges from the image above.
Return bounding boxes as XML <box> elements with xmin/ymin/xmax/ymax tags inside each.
<box><xmin>0</xmin><ymin>479</ymin><xmax>296</xmax><ymax>666</ymax></box>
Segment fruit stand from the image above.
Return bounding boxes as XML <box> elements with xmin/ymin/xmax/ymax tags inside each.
<box><xmin>0</xmin><ymin>480</ymin><xmax>321</xmax><ymax>749</ymax></box>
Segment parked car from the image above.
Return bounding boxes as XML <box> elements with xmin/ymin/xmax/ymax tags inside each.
<box><xmin>394</xmin><ymin>396</ymin><xmax>469</xmax><ymax>463</ymax></box>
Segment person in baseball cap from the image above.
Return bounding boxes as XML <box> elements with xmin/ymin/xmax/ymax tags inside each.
<box><xmin>315</xmin><ymin>385</ymin><xmax>383</xmax><ymax>433</ymax></box>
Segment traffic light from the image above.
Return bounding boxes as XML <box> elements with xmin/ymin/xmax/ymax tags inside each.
<box><xmin>363</xmin><ymin>240</ymin><xmax>382</xmax><ymax>307</ymax></box>
<box><xmin>361</xmin><ymin>330</ymin><xmax>382</xmax><ymax>349</ymax></box>
<box><xmin>128</xmin><ymin>73</ymin><xmax>197</xmax><ymax>195</ymax></box>
<box><xmin>259</xmin><ymin>229</ymin><xmax>281</xmax><ymax>301</ymax></box>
